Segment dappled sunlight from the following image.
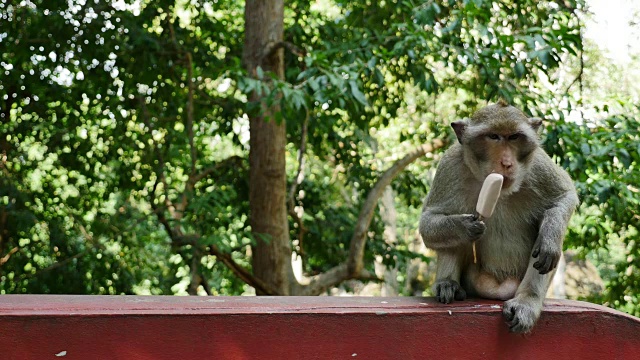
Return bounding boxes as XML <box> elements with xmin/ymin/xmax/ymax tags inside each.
<box><xmin>0</xmin><ymin>0</ymin><xmax>638</xmax><ymax>317</ymax></box>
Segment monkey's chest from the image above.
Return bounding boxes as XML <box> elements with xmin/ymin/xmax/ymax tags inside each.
<box><xmin>476</xmin><ymin>205</ymin><xmax>539</xmax><ymax>280</ymax></box>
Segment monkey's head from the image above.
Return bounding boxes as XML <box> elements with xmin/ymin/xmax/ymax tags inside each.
<box><xmin>451</xmin><ymin>100</ymin><xmax>542</xmax><ymax>195</ymax></box>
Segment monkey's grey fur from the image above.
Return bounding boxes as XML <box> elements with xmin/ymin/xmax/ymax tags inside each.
<box><xmin>419</xmin><ymin>101</ymin><xmax>578</xmax><ymax>333</ymax></box>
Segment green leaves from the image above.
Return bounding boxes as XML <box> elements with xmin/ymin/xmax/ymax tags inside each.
<box><xmin>546</xmin><ymin>112</ymin><xmax>640</xmax><ymax>314</ymax></box>
<box><xmin>349</xmin><ymin>80</ymin><xmax>368</xmax><ymax>106</ymax></box>
<box><xmin>1</xmin><ymin>0</ymin><xmax>595</xmax><ymax>299</ymax></box>
<box><xmin>514</xmin><ymin>62</ymin><xmax>526</xmax><ymax>79</ymax></box>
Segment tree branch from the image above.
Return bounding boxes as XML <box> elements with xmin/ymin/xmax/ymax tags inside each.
<box><xmin>288</xmin><ymin>112</ymin><xmax>309</xmax><ymax>256</ymax></box>
<box><xmin>0</xmin><ymin>208</ymin><xmax>7</xmax><ymax>257</ymax></box>
<box><xmin>200</xmin><ymin>272</ymin><xmax>213</xmax><ymax>295</ymax></box>
<box><xmin>19</xmin><ymin>251</ymin><xmax>87</xmax><ymax>280</ymax></box>
<box><xmin>208</xmin><ymin>244</ymin><xmax>279</xmax><ymax>295</ymax></box>
<box><xmin>288</xmin><ymin>112</ymin><xmax>308</xmax><ymax>203</ymax></box>
<box><xmin>297</xmin><ymin>264</ymin><xmax>381</xmax><ymax>296</ymax></box>
<box><xmin>346</xmin><ymin>141</ymin><xmax>444</xmax><ymax>277</ymax></box>
<box><xmin>186</xmin><ymin>52</ymin><xmax>197</xmax><ymax>177</ymax></box>
<box><xmin>300</xmin><ymin>141</ymin><xmax>444</xmax><ymax>295</ymax></box>
<box><xmin>262</xmin><ymin>41</ymin><xmax>306</xmax><ymax>61</ymax></box>
<box><xmin>298</xmin><ymin>264</ymin><xmax>348</xmax><ymax>295</ymax></box>
<box><xmin>189</xmin><ymin>155</ymin><xmax>244</xmax><ymax>185</ymax></box>
<box><xmin>150</xmin><ymin>177</ymin><xmax>175</xmax><ymax>241</ymax></box>
<box><xmin>564</xmin><ymin>47</ymin><xmax>584</xmax><ymax>95</ymax></box>
<box><xmin>0</xmin><ymin>246</ymin><xmax>18</xmax><ymax>267</ymax></box>
<box><xmin>564</xmin><ymin>18</ymin><xmax>584</xmax><ymax>95</ymax></box>
<box><xmin>188</xmin><ymin>248</ymin><xmax>202</xmax><ymax>295</ymax></box>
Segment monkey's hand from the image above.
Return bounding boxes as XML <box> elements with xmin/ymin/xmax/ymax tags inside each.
<box><xmin>457</xmin><ymin>214</ymin><xmax>486</xmax><ymax>241</ymax></box>
<box><xmin>531</xmin><ymin>240</ymin><xmax>561</xmax><ymax>274</ymax></box>
<box><xmin>503</xmin><ymin>295</ymin><xmax>543</xmax><ymax>333</ymax></box>
<box><xmin>434</xmin><ymin>279</ymin><xmax>466</xmax><ymax>304</ymax></box>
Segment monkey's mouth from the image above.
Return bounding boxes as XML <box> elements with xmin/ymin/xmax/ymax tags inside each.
<box><xmin>502</xmin><ymin>177</ymin><xmax>514</xmax><ymax>189</ymax></box>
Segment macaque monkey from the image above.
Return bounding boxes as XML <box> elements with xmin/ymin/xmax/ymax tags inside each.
<box><xmin>419</xmin><ymin>100</ymin><xmax>578</xmax><ymax>333</ymax></box>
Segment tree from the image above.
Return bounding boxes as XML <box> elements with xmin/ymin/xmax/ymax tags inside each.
<box><xmin>1</xmin><ymin>0</ymin><xmax>589</xmax><ymax>299</ymax></box>
<box><xmin>243</xmin><ymin>0</ymin><xmax>292</xmax><ymax>294</ymax></box>
<box><xmin>237</xmin><ymin>0</ymin><xmax>586</xmax><ymax>295</ymax></box>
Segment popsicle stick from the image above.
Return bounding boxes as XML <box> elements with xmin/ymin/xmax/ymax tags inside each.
<box><xmin>472</xmin><ymin>214</ymin><xmax>484</xmax><ymax>264</ymax></box>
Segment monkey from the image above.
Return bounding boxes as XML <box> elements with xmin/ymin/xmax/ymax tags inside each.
<box><xmin>419</xmin><ymin>100</ymin><xmax>578</xmax><ymax>333</ymax></box>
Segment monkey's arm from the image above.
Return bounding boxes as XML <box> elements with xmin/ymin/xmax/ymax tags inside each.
<box><xmin>532</xmin><ymin>189</ymin><xmax>578</xmax><ymax>273</ymax></box>
<box><xmin>419</xmin><ymin>148</ymin><xmax>485</xmax><ymax>250</ymax></box>
<box><xmin>530</xmin><ymin>155</ymin><xmax>579</xmax><ymax>274</ymax></box>
<box><xmin>419</xmin><ymin>210</ymin><xmax>485</xmax><ymax>250</ymax></box>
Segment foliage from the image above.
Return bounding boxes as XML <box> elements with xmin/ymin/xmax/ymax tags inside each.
<box><xmin>541</xmin><ymin>35</ymin><xmax>640</xmax><ymax>315</ymax></box>
<box><xmin>4</xmin><ymin>0</ymin><xmax>638</xmax><ymax>317</ymax></box>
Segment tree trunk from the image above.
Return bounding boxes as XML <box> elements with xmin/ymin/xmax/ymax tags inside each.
<box><xmin>243</xmin><ymin>0</ymin><xmax>293</xmax><ymax>295</ymax></box>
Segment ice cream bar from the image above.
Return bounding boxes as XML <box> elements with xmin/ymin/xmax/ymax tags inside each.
<box><xmin>476</xmin><ymin>173</ymin><xmax>504</xmax><ymax>220</ymax></box>
<box><xmin>473</xmin><ymin>173</ymin><xmax>503</xmax><ymax>263</ymax></box>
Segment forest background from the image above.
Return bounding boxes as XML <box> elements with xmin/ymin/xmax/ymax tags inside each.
<box><xmin>1</xmin><ymin>0</ymin><xmax>639</xmax><ymax>317</ymax></box>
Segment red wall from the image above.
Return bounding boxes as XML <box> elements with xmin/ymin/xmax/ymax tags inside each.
<box><xmin>0</xmin><ymin>296</ymin><xmax>638</xmax><ymax>359</ymax></box>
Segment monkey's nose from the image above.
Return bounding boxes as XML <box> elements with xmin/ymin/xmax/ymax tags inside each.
<box><xmin>502</xmin><ymin>165</ymin><xmax>513</xmax><ymax>174</ymax></box>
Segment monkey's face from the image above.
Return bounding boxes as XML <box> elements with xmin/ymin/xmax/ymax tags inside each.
<box><xmin>465</xmin><ymin>130</ymin><xmax>537</xmax><ymax>195</ymax></box>
<box><xmin>452</xmin><ymin>105</ymin><xmax>541</xmax><ymax>196</ymax></box>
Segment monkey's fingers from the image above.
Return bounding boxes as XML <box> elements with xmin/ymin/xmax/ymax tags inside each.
<box><xmin>508</xmin><ymin>313</ymin><xmax>536</xmax><ymax>334</ymax></box>
<box><xmin>435</xmin><ymin>281</ymin><xmax>463</xmax><ymax>304</ymax></box>
<box><xmin>531</xmin><ymin>245</ymin><xmax>540</xmax><ymax>258</ymax></box>
<box><xmin>438</xmin><ymin>287</ymin><xmax>455</xmax><ymax>304</ymax></box>
<box><xmin>509</xmin><ymin>319</ymin><xmax>528</xmax><ymax>333</ymax></box>
<box><xmin>503</xmin><ymin>302</ymin><xmax>534</xmax><ymax>334</ymax></box>
<box><xmin>504</xmin><ymin>307</ymin><xmax>523</xmax><ymax>332</ymax></box>
<box><xmin>503</xmin><ymin>304</ymin><xmax>516</xmax><ymax>322</ymax></box>
<box><xmin>533</xmin><ymin>256</ymin><xmax>553</xmax><ymax>274</ymax></box>
<box><xmin>454</xmin><ymin>287</ymin><xmax>467</xmax><ymax>301</ymax></box>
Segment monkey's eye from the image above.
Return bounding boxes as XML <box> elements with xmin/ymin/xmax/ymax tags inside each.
<box><xmin>487</xmin><ymin>134</ymin><xmax>500</xmax><ymax>140</ymax></box>
<box><xmin>508</xmin><ymin>133</ymin><xmax>521</xmax><ymax>141</ymax></box>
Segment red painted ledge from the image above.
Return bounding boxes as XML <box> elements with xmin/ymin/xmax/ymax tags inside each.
<box><xmin>0</xmin><ymin>296</ymin><xmax>638</xmax><ymax>360</ymax></box>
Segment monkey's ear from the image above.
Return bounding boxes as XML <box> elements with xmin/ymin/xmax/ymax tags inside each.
<box><xmin>528</xmin><ymin>117</ymin><xmax>543</xmax><ymax>133</ymax></box>
<box><xmin>451</xmin><ymin>119</ymin><xmax>468</xmax><ymax>144</ymax></box>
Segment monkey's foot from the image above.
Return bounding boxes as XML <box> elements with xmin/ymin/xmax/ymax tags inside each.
<box><xmin>434</xmin><ymin>280</ymin><xmax>466</xmax><ymax>304</ymax></box>
<box><xmin>503</xmin><ymin>296</ymin><xmax>542</xmax><ymax>333</ymax></box>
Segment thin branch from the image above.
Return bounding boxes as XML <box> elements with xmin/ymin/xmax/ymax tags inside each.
<box><xmin>288</xmin><ymin>111</ymin><xmax>309</xmax><ymax>256</ymax></box>
<box><xmin>186</xmin><ymin>52</ymin><xmax>197</xmax><ymax>177</ymax></box>
<box><xmin>150</xmin><ymin>177</ymin><xmax>176</xmax><ymax>240</ymax></box>
<box><xmin>201</xmin><ymin>272</ymin><xmax>213</xmax><ymax>295</ymax></box>
<box><xmin>0</xmin><ymin>246</ymin><xmax>18</xmax><ymax>267</ymax></box>
<box><xmin>166</xmin><ymin>11</ymin><xmax>180</xmax><ymax>51</ymax></box>
<box><xmin>288</xmin><ymin>112</ymin><xmax>308</xmax><ymax>201</ymax></box>
<box><xmin>208</xmin><ymin>244</ymin><xmax>279</xmax><ymax>295</ymax></box>
<box><xmin>0</xmin><ymin>150</ymin><xmax>6</xmax><ymax>170</ymax></box>
<box><xmin>564</xmin><ymin>48</ymin><xmax>584</xmax><ymax>94</ymax></box>
<box><xmin>188</xmin><ymin>248</ymin><xmax>202</xmax><ymax>296</ymax></box>
<box><xmin>17</xmin><ymin>219</ymin><xmax>105</xmax><ymax>280</ymax></box>
<box><xmin>262</xmin><ymin>41</ymin><xmax>306</xmax><ymax>61</ymax></box>
<box><xmin>564</xmin><ymin>18</ymin><xmax>584</xmax><ymax>95</ymax></box>
<box><xmin>19</xmin><ymin>251</ymin><xmax>87</xmax><ymax>280</ymax></box>
<box><xmin>0</xmin><ymin>208</ymin><xmax>7</xmax><ymax>256</ymax></box>
<box><xmin>190</xmin><ymin>155</ymin><xmax>244</xmax><ymax>185</ymax></box>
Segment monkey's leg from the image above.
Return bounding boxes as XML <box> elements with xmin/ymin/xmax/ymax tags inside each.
<box><xmin>503</xmin><ymin>193</ymin><xmax>575</xmax><ymax>333</ymax></box>
<box><xmin>433</xmin><ymin>249</ymin><xmax>468</xmax><ymax>304</ymax></box>
<box><xmin>502</xmin><ymin>252</ymin><xmax>556</xmax><ymax>333</ymax></box>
